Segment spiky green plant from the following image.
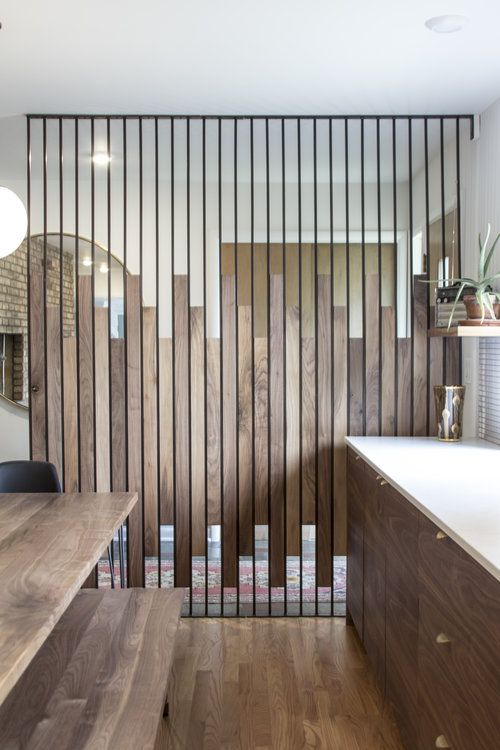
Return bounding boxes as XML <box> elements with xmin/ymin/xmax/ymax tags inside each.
<box><xmin>426</xmin><ymin>224</ymin><xmax>500</xmax><ymax>329</ymax></box>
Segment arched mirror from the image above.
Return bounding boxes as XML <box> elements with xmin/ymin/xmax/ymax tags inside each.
<box><xmin>0</xmin><ymin>233</ymin><xmax>125</xmax><ymax>409</ymax></box>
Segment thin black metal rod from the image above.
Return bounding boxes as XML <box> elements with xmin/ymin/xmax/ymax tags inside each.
<box><xmin>345</xmin><ymin>120</ymin><xmax>351</xmax><ymax>437</ymax></box>
<box><xmin>313</xmin><ymin>118</ymin><xmax>319</xmax><ymax>617</ymax></box>
<box><xmin>265</xmin><ymin>117</ymin><xmax>271</xmax><ymax>616</ymax></box>
<box><xmin>58</xmin><ymin>118</ymin><xmax>66</xmax><ymax>489</ymax></box>
<box><xmin>106</xmin><ymin>118</ymin><xmax>113</xmax><ymax>502</ymax></box>
<box><xmin>234</xmin><ymin>118</ymin><xmax>240</xmax><ymax>616</ymax></box>
<box><xmin>187</xmin><ymin>118</ymin><xmax>193</xmax><ymax>614</ymax></box>
<box><xmin>281</xmin><ymin>117</ymin><xmax>287</xmax><ymax>616</ymax></box>
<box><xmin>456</xmin><ymin>117</ymin><xmax>463</xmax><ymax>383</ymax></box>
<box><xmin>424</xmin><ymin>119</ymin><xmax>431</xmax><ymax>434</ymax></box>
<box><xmin>42</xmin><ymin>117</ymin><xmax>49</xmax><ymax>461</ymax></box>
<box><xmin>392</xmin><ymin>119</ymin><xmax>399</xmax><ymax>435</ymax></box>
<box><xmin>329</xmin><ymin>117</ymin><xmax>334</xmax><ymax>616</ymax></box>
<box><xmin>218</xmin><ymin>118</ymin><xmax>224</xmax><ymax>616</ymax></box>
<box><xmin>440</xmin><ymin>118</ymin><xmax>447</xmax><ymax>384</ymax></box>
<box><xmin>202</xmin><ymin>117</ymin><xmax>208</xmax><ymax>616</ymax></box>
<box><xmin>155</xmin><ymin>117</ymin><xmax>161</xmax><ymax>588</ymax></box>
<box><xmin>91</xmin><ymin>119</ymin><xmax>98</xmax><ymax>587</ymax></box>
<box><xmin>361</xmin><ymin>120</ymin><xmax>366</xmax><ymax>435</ymax></box>
<box><xmin>250</xmin><ymin>118</ymin><xmax>256</xmax><ymax>617</ymax></box>
<box><xmin>26</xmin><ymin>117</ymin><xmax>32</xmax><ymax>459</ymax></box>
<box><xmin>75</xmin><ymin>121</ymin><xmax>82</xmax><ymax>489</ymax></box>
<box><xmin>171</xmin><ymin>118</ymin><xmax>178</xmax><ymax>590</ymax></box>
<box><xmin>377</xmin><ymin>119</ymin><xmax>382</xmax><ymax>437</ymax></box>
<box><xmin>123</xmin><ymin>118</ymin><xmax>130</xmax><ymax>584</ymax></box>
<box><xmin>409</xmin><ymin>119</ymin><xmax>415</xmax><ymax>435</ymax></box>
<box><xmin>297</xmin><ymin>118</ymin><xmax>303</xmax><ymax>617</ymax></box>
<box><xmin>139</xmin><ymin>119</ymin><xmax>146</xmax><ymax>587</ymax></box>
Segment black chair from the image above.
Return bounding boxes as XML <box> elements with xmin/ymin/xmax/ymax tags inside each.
<box><xmin>0</xmin><ymin>460</ymin><xmax>119</xmax><ymax>588</ymax></box>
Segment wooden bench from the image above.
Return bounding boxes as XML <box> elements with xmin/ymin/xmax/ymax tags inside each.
<box><xmin>0</xmin><ymin>588</ymin><xmax>184</xmax><ymax>749</ymax></box>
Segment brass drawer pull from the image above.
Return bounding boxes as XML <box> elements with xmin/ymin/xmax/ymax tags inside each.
<box><xmin>435</xmin><ymin>736</ymin><xmax>451</xmax><ymax>748</ymax></box>
<box><xmin>436</xmin><ymin>531</ymin><xmax>447</xmax><ymax>540</ymax></box>
<box><xmin>380</xmin><ymin>480</ymin><xmax>388</xmax><ymax>486</ymax></box>
<box><xmin>375</xmin><ymin>475</ymin><xmax>381</xmax><ymax>481</ymax></box>
<box><xmin>354</xmin><ymin>454</ymin><xmax>360</xmax><ymax>461</ymax></box>
<box><xmin>436</xmin><ymin>632</ymin><xmax>451</xmax><ymax>644</ymax></box>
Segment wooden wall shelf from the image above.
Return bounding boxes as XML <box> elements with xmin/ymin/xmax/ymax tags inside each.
<box><xmin>428</xmin><ymin>326</ymin><xmax>500</xmax><ymax>338</ymax></box>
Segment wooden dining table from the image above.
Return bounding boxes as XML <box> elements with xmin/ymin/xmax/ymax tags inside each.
<box><xmin>0</xmin><ymin>491</ymin><xmax>138</xmax><ymax>706</ymax></box>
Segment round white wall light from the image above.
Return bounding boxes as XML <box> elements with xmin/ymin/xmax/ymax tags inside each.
<box><xmin>425</xmin><ymin>15</ymin><xmax>469</xmax><ymax>33</ymax></box>
<box><xmin>0</xmin><ymin>186</ymin><xmax>28</xmax><ymax>259</ymax></box>
<box><xmin>93</xmin><ymin>152</ymin><xmax>112</xmax><ymax>166</ymax></box>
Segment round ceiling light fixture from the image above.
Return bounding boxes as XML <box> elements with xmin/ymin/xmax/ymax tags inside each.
<box><xmin>0</xmin><ymin>186</ymin><xmax>28</xmax><ymax>259</ymax></box>
<box><xmin>425</xmin><ymin>14</ymin><xmax>469</xmax><ymax>33</ymax></box>
<box><xmin>92</xmin><ymin>152</ymin><xmax>112</xmax><ymax>166</ymax></box>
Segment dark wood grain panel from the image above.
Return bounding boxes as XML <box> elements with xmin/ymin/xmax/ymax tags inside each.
<box><xmin>94</xmin><ymin>306</ymin><xmax>110</xmax><ymax>492</ymax></box>
<box><xmin>385</xmin><ymin>485</ymin><xmax>419</xmax><ymax>750</ymax></box>
<box><xmin>143</xmin><ymin>306</ymin><xmax>158</xmax><ymax>557</ymax></box>
<box><xmin>191</xmin><ymin>307</ymin><xmax>206</xmax><ymax>557</ymax></box>
<box><xmin>363</xmin><ymin>469</ymin><xmax>386</xmax><ymax>691</ymax></box>
<box><xmin>349</xmin><ymin>338</ymin><xmax>363</xmax><ymax>436</ymax></box>
<box><xmin>333</xmin><ymin>306</ymin><xmax>348</xmax><ymax>555</ymax></box>
<box><xmin>174</xmin><ymin>275</ymin><xmax>190</xmax><ymax>588</ymax></box>
<box><xmin>46</xmin><ymin>306</ymin><xmax>62</xmax><ymax>479</ymax></box>
<box><xmin>413</xmin><ymin>275</ymin><xmax>428</xmax><ymax>436</ymax></box>
<box><xmin>317</xmin><ymin>275</ymin><xmax>332</xmax><ymax>588</ymax></box>
<box><xmin>365</xmin><ymin>274</ymin><xmax>379</xmax><ymax>436</ymax></box>
<box><xmin>221</xmin><ymin>274</ymin><xmax>237</xmax><ymax>588</ymax></box>
<box><xmin>254</xmin><ymin>336</ymin><xmax>268</xmax><ymax>525</ymax></box>
<box><xmin>346</xmin><ymin>450</ymin><xmax>364</xmax><ymax>638</ymax></box>
<box><xmin>238</xmin><ymin>306</ymin><xmax>253</xmax><ymax>556</ymax></box>
<box><xmin>381</xmin><ymin>307</ymin><xmax>396</xmax><ymax>436</ymax></box>
<box><xmin>126</xmin><ymin>275</ymin><xmax>144</xmax><ymax>588</ymax></box>
<box><xmin>206</xmin><ymin>338</ymin><xmax>221</xmax><ymax>526</ymax></box>
<box><xmin>301</xmin><ymin>336</ymin><xmax>315</xmax><ymax>524</ymax></box>
<box><xmin>29</xmin><ymin>271</ymin><xmax>46</xmax><ymax>461</ymax></box>
<box><xmin>397</xmin><ymin>338</ymin><xmax>411</xmax><ymax>436</ymax></box>
<box><xmin>159</xmin><ymin>338</ymin><xmax>174</xmax><ymax>525</ymax></box>
<box><xmin>285</xmin><ymin>305</ymin><xmax>300</xmax><ymax>557</ymax></box>
<box><xmin>445</xmin><ymin>336</ymin><xmax>461</xmax><ymax>385</ymax></box>
<box><xmin>62</xmin><ymin>337</ymin><xmax>78</xmax><ymax>492</ymax></box>
<box><xmin>270</xmin><ymin>273</ymin><xmax>285</xmax><ymax>586</ymax></box>
<box><xmin>110</xmin><ymin>338</ymin><xmax>126</xmax><ymax>491</ymax></box>
<box><xmin>78</xmin><ymin>276</ymin><xmax>94</xmax><ymax>492</ymax></box>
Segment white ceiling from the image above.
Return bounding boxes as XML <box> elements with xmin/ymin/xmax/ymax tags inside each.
<box><xmin>0</xmin><ymin>0</ymin><xmax>499</xmax><ymax>117</ymax></box>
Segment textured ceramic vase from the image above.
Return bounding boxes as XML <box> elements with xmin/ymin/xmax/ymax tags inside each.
<box><xmin>433</xmin><ymin>385</ymin><xmax>466</xmax><ymax>442</ymax></box>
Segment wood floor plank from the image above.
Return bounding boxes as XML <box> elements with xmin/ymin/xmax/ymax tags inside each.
<box><xmin>162</xmin><ymin>618</ymin><xmax>404</xmax><ymax>750</ymax></box>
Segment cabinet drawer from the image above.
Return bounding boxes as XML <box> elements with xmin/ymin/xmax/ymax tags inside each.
<box><xmin>418</xmin><ymin>591</ymin><xmax>496</xmax><ymax>750</ymax></box>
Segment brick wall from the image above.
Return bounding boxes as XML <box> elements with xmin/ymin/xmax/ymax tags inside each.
<box><xmin>0</xmin><ymin>237</ymin><xmax>75</xmax><ymax>402</ymax></box>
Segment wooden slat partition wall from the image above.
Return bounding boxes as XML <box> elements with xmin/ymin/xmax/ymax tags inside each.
<box><xmin>26</xmin><ymin>115</ymin><xmax>471</xmax><ymax>616</ymax></box>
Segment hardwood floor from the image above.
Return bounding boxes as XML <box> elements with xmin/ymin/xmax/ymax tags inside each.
<box><xmin>163</xmin><ymin>618</ymin><xmax>404</xmax><ymax>750</ymax></box>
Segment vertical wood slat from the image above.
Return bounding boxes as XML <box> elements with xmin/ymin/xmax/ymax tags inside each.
<box><xmin>381</xmin><ymin>307</ymin><xmax>396</xmax><ymax>436</ymax></box>
<box><xmin>159</xmin><ymin>339</ymin><xmax>174</xmax><ymax>525</ymax></box>
<box><xmin>221</xmin><ymin>274</ymin><xmax>237</xmax><ymax>588</ymax></box>
<box><xmin>46</xmin><ymin>306</ymin><xmax>62</xmax><ymax>478</ymax></box>
<box><xmin>143</xmin><ymin>307</ymin><xmax>158</xmax><ymax>557</ymax></box>
<box><xmin>285</xmin><ymin>306</ymin><xmax>300</xmax><ymax>556</ymax></box>
<box><xmin>365</xmin><ymin>274</ymin><xmax>380</xmax><ymax>436</ymax></box>
<box><xmin>126</xmin><ymin>275</ymin><xmax>143</xmax><ymax>587</ymax></box>
<box><xmin>254</xmin><ymin>337</ymin><xmax>268</xmax><ymax>525</ymax></box>
<box><xmin>63</xmin><ymin>337</ymin><xmax>78</xmax><ymax>492</ymax></box>
<box><xmin>317</xmin><ymin>274</ymin><xmax>332</xmax><ymax>587</ymax></box>
<box><xmin>94</xmin><ymin>307</ymin><xmax>110</xmax><ymax>492</ymax></box>
<box><xmin>174</xmin><ymin>275</ymin><xmax>190</xmax><ymax>588</ymax></box>
<box><xmin>301</xmin><ymin>336</ymin><xmax>316</xmax><ymax>524</ymax></box>
<box><xmin>413</xmin><ymin>275</ymin><xmax>428</xmax><ymax>436</ymax></box>
<box><xmin>349</xmin><ymin>339</ymin><xmax>364</xmax><ymax>437</ymax></box>
<box><xmin>78</xmin><ymin>276</ymin><xmax>95</xmax><ymax>492</ymax></box>
<box><xmin>333</xmin><ymin>306</ymin><xmax>348</xmax><ymax>556</ymax></box>
<box><xmin>190</xmin><ymin>307</ymin><xmax>205</xmax><ymax>557</ymax></box>
<box><xmin>238</xmin><ymin>306</ymin><xmax>253</xmax><ymax>556</ymax></box>
<box><xmin>206</xmin><ymin>339</ymin><xmax>221</xmax><ymax>525</ymax></box>
<box><xmin>397</xmin><ymin>339</ymin><xmax>412</xmax><ymax>435</ymax></box>
<box><xmin>110</xmin><ymin>339</ymin><xmax>126</xmax><ymax>492</ymax></box>
<box><xmin>270</xmin><ymin>272</ymin><xmax>285</xmax><ymax>587</ymax></box>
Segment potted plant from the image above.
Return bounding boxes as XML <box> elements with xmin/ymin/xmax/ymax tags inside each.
<box><xmin>427</xmin><ymin>224</ymin><xmax>500</xmax><ymax>329</ymax></box>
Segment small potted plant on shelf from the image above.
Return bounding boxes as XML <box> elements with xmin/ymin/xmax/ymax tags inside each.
<box><xmin>428</xmin><ymin>224</ymin><xmax>500</xmax><ymax>330</ymax></box>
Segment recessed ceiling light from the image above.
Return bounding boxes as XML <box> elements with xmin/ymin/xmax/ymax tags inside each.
<box><xmin>425</xmin><ymin>14</ymin><xmax>469</xmax><ymax>33</ymax></box>
<box><xmin>99</xmin><ymin>263</ymin><xmax>109</xmax><ymax>274</ymax></box>
<box><xmin>82</xmin><ymin>257</ymin><xmax>92</xmax><ymax>267</ymax></box>
<box><xmin>92</xmin><ymin>152</ymin><xmax>112</xmax><ymax>166</ymax></box>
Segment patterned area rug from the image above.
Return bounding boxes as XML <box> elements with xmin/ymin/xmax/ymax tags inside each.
<box><xmin>99</xmin><ymin>556</ymin><xmax>346</xmax><ymax>605</ymax></box>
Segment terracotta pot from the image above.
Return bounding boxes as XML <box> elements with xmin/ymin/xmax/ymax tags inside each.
<box><xmin>463</xmin><ymin>293</ymin><xmax>500</xmax><ymax>320</ymax></box>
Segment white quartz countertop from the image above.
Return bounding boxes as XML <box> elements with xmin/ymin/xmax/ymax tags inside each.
<box><xmin>345</xmin><ymin>436</ymin><xmax>500</xmax><ymax>582</ymax></box>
